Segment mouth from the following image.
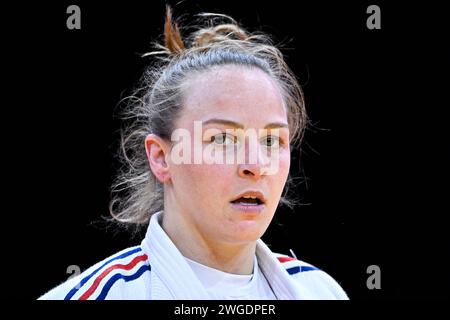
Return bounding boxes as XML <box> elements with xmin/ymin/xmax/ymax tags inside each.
<box><xmin>230</xmin><ymin>197</ymin><xmax>264</xmax><ymax>205</ymax></box>
<box><xmin>230</xmin><ymin>191</ymin><xmax>266</xmax><ymax>213</ymax></box>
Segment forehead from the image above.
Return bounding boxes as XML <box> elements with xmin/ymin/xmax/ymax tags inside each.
<box><xmin>178</xmin><ymin>65</ymin><xmax>288</xmax><ymax>126</ymax></box>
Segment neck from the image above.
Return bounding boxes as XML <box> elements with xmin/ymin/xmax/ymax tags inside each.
<box><xmin>161</xmin><ymin>202</ymin><xmax>256</xmax><ymax>275</ymax></box>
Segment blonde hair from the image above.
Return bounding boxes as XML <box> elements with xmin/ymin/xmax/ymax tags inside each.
<box><xmin>109</xmin><ymin>6</ymin><xmax>308</xmax><ymax>231</ymax></box>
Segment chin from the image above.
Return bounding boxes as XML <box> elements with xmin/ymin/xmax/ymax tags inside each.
<box><xmin>226</xmin><ymin>220</ymin><xmax>267</xmax><ymax>243</ymax></box>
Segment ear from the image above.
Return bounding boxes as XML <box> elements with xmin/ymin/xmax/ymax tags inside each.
<box><xmin>145</xmin><ymin>134</ymin><xmax>171</xmax><ymax>183</ymax></box>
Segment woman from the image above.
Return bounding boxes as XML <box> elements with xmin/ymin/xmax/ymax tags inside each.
<box><xmin>39</xmin><ymin>6</ymin><xmax>348</xmax><ymax>300</ymax></box>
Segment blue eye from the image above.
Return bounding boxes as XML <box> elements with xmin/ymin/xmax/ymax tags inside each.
<box><xmin>211</xmin><ymin>133</ymin><xmax>237</xmax><ymax>145</ymax></box>
<box><xmin>263</xmin><ymin>135</ymin><xmax>280</xmax><ymax>147</ymax></box>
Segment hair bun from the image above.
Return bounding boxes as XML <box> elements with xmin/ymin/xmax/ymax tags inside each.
<box><xmin>192</xmin><ymin>23</ymin><xmax>249</xmax><ymax>47</ymax></box>
<box><xmin>163</xmin><ymin>6</ymin><xmax>251</xmax><ymax>55</ymax></box>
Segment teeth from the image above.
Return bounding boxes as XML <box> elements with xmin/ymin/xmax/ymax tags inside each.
<box><xmin>242</xmin><ymin>196</ymin><xmax>257</xmax><ymax>199</ymax></box>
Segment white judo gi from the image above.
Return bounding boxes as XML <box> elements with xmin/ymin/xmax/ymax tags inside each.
<box><xmin>39</xmin><ymin>211</ymin><xmax>349</xmax><ymax>300</ymax></box>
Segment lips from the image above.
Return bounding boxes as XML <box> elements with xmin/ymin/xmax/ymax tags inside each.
<box><xmin>230</xmin><ymin>191</ymin><xmax>266</xmax><ymax>205</ymax></box>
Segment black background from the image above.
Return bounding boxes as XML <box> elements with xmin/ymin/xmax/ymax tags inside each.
<box><xmin>5</xmin><ymin>1</ymin><xmax>449</xmax><ymax>300</ymax></box>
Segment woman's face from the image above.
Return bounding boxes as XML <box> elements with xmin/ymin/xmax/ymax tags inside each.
<box><xmin>165</xmin><ymin>65</ymin><xmax>291</xmax><ymax>244</ymax></box>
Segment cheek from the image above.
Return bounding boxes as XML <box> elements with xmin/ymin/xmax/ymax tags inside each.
<box><xmin>280</xmin><ymin>151</ymin><xmax>290</xmax><ymax>176</ymax></box>
<box><xmin>271</xmin><ymin>150</ymin><xmax>290</xmax><ymax>188</ymax></box>
<box><xmin>172</xmin><ymin>163</ymin><xmax>234</xmax><ymax>201</ymax></box>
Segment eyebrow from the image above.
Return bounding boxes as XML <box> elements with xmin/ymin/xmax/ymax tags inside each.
<box><xmin>202</xmin><ymin>118</ymin><xmax>289</xmax><ymax>129</ymax></box>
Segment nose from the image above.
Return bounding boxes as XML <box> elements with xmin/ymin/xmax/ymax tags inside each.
<box><xmin>237</xmin><ymin>137</ymin><xmax>271</xmax><ymax>180</ymax></box>
<box><xmin>238</xmin><ymin>163</ymin><xmax>263</xmax><ymax>180</ymax></box>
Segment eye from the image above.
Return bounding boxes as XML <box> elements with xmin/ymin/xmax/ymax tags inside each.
<box><xmin>211</xmin><ymin>133</ymin><xmax>237</xmax><ymax>145</ymax></box>
<box><xmin>263</xmin><ymin>135</ymin><xmax>281</xmax><ymax>147</ymax></box>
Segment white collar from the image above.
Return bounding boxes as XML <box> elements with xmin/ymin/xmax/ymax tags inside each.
<box><xmin>141</xmin><ymin>211</ymin><xmax>305</xmax><ymax>299</ymax></box>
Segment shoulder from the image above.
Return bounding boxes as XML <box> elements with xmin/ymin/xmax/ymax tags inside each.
<box><xmin>38</xmin><ymin>245</ymin><xmax>151</xmax><ymax>300</ymax></box>
<box><xmin>274</xmin><ymin>253</ymin><xmax>349</xmax><ymax>300</ymax></box>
